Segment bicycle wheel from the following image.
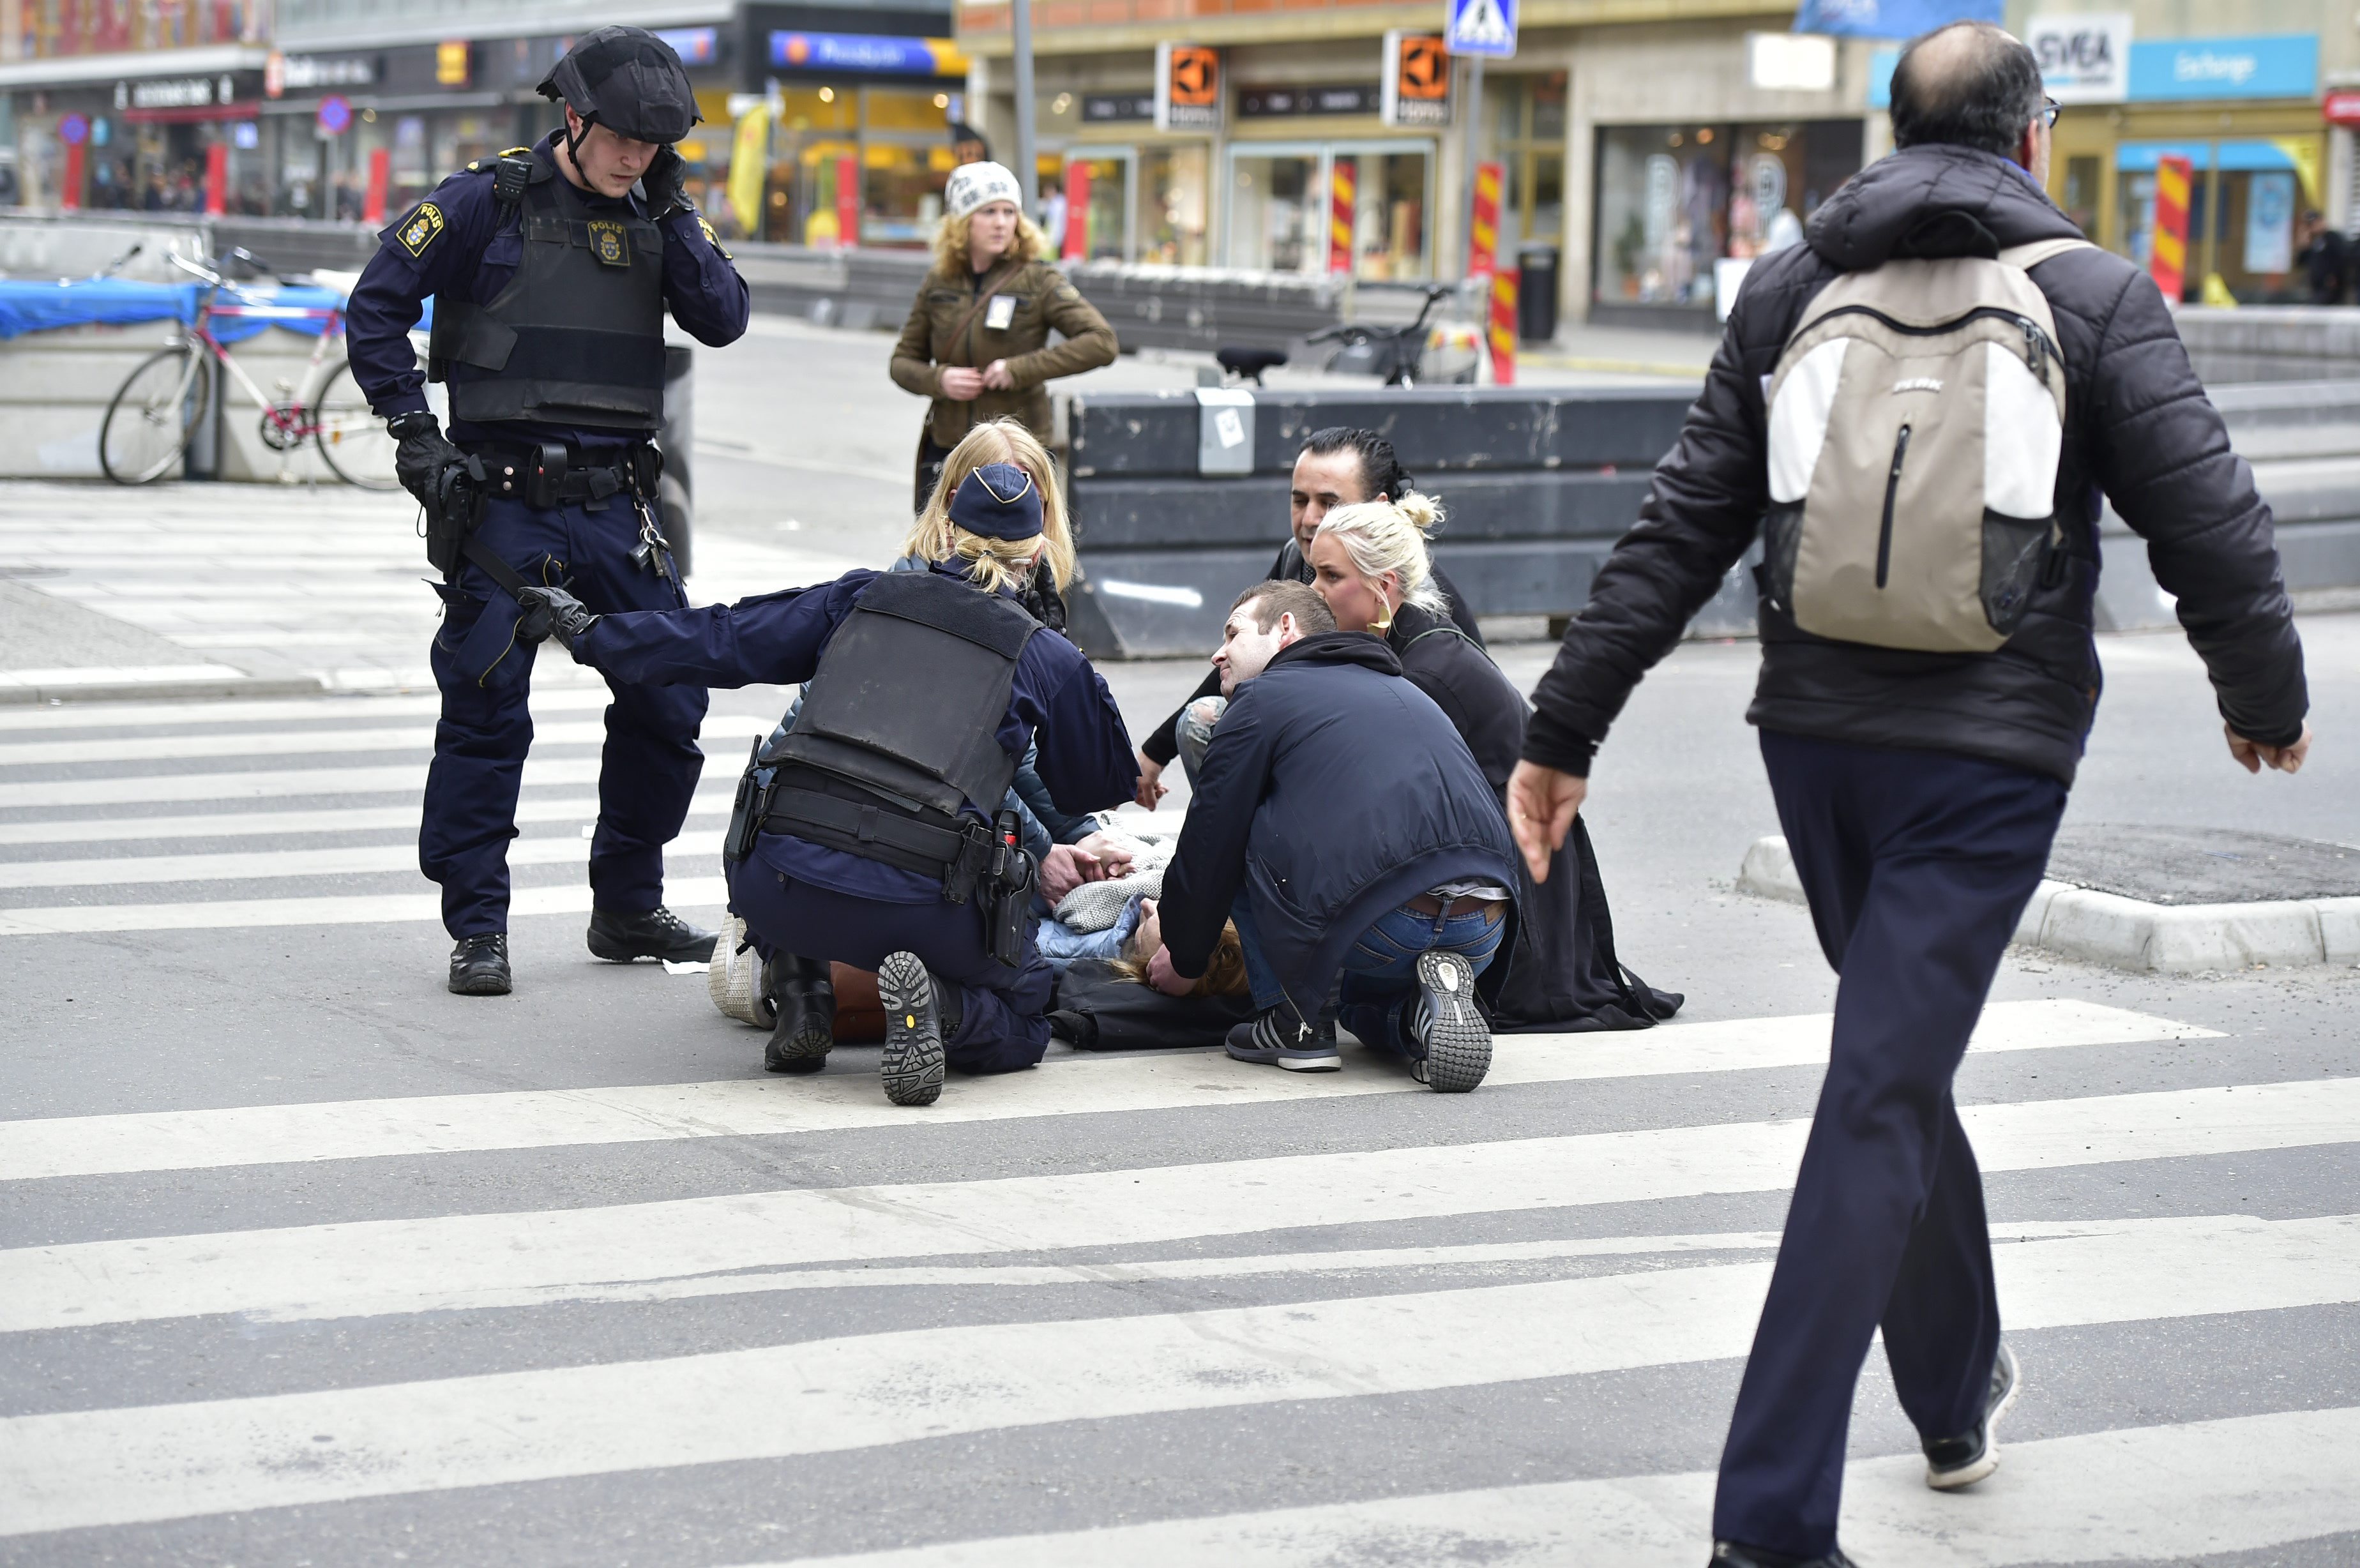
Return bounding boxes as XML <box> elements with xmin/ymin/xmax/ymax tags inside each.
<box><xmin>312</xmin><ymin>359</ymin><xmax>400</xmax><ymax>490</ymax></box>
<box><xmin>99</xmin><ymin>344</ymin><xmax>209</xmax><ymax>485</ymax></box>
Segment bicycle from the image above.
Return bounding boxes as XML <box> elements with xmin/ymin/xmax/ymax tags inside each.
<box><xmin>1303</xmin><ymin>283</ymin><xmax>1460</xmax><ymax>388</ymax></box>
<box><xmin>98</xmin><ymin>250</ymin><xmax>398</xmax><ymax>489</ymax></box>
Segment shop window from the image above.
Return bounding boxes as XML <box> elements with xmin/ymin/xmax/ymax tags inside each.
<box><xmin>1058</xmin><ymin>155</ymin><xmax>1130</xmax><ymax>262</ymax></box>
<box><xmin>1140</xmin><ymin>146</ymin><xmax>1209</xmax><ymax>267</ymax></box>
<box><xmin>1230</xmin><ymin>153</ymin><xmax>1321</xmax><ymax>274</ymax></box>
<box><xmin>861</xmin><ymin>142</ymin><xmax>940</xmax><ymax>248</ymax></box>
<box><xmin>1491</xmin><ymin>72</ymin><xmax>1567</xmax><ymax>252</ymax></box>
<box><xmin>2062</xmin><ymin>155</ymin><xmax>2100</xmax><ymax>239</ymax></box>
<box><xmin>865</xmin><ymin>86</ymin><xmax>951</xmax><ymax>133</ymax></box>
<box><xmin>1592</xmin><ymin>120</ymin><xmax>1857</xmax><ymax>312</ymax></box>
<box><xmin>1349</xmin><ymin>151</ymin><xmax>1429</xmax><ymax>280</ymax></box>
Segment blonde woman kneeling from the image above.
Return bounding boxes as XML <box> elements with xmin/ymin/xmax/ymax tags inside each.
<box><xmin>1309</xmin><ymin>495</ymin><xmax>1682</xmax><ymax>1032</ymax></box>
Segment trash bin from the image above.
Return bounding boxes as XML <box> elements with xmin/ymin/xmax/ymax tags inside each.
<box><xmin>1517</xmin><ymin>243</ymin><xmax>1561</xmax><ymax>344</ymax></box>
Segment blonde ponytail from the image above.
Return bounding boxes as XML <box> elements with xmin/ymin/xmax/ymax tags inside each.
<box><xmin>1315</xmin><ymin>494</ymin><xmax>1448</xmax><ymax>617</ymax></box>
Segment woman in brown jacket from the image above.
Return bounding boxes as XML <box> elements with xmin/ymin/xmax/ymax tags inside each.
<box><xmin>890</xmin><ymin>160</ymin><xmax>1119</xmax><ymax>513</ymax></box>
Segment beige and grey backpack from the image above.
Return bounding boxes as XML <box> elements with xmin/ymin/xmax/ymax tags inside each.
<box><xmin>1761</xmin><ymin>237</ymin><xmax>2092</xmax><ymax>652</ymax></box>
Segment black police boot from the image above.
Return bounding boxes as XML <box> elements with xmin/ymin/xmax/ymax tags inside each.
<box><xmin>876</xmin><ymin>951</ymin><xmax>960</xmax><ymax>1108</ymax></box>
<box><xmin>448</xmin><ymin>933</ymin><xmax>511</xmax><ymax>997</ymax></box>
<box><xmin>763</xmin><ymin>954</ymin><xmax>836</xmax><ymax>1076</ymax></box>
<box><xmin>1709</xmin><ymin>1542</ymin><xmax>1860</xmax><ymax>1568</ymax></box>
<box><xmin>1924</xmin><ymin>1341</ymin><xmax>2020</xmax><ymax>1490</ymax></box>
<box><xmin>586</xmin><ymin>905</ymin><xmax>718</xmax><ymax>964</ymax></box>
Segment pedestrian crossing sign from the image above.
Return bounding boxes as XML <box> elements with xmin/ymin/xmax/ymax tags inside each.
<box><xmin>1446</xmin><ymin>0</ymin><xmax>1517</xmax><ymax>57</ymax></box>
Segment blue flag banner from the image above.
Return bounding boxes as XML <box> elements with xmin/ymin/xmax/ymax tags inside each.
<box><xmin>1793</xmin><ymin>0</ymin><xmax>1999</xmax><ymax>40</ymax></box>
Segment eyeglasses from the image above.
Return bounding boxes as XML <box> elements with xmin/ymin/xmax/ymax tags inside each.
<box><xmin>2039</xmin><ymin>96</ymin><xmax>2061</xmax><ymax>129</ymax></box>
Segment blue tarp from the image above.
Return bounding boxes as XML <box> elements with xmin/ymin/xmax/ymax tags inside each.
<box><xmin>0</xmin><ymin>278</ymin><xmax>427</xmax><ymax>343</ymax></box>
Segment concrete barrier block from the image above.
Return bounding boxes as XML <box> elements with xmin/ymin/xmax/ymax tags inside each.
<box><xmin>2315</xmin><ymin>898</ymin><xmax>2360</xmax><ymax>965</ymax></box>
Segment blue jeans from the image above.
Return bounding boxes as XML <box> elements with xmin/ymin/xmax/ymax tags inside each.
<box><xmin>1232</xmin><ymin>893</ymin><xmax>1506</xmax><ymax>1049</ymax></box>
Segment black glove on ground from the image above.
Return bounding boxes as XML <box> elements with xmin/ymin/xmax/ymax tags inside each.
<box><xmin>515</xmin><ymin>584</ymin><xmax>600</xmax><ymax>658</ymax></box>
<box><xmin>390</xmin><ymin>411</ymin><xmax>462</xmax><ymax>509</ymax></box>
<box><xmin>641</xmin><ymin>147</ymin><xmax>691</xmax><ymax>222</ymax></box>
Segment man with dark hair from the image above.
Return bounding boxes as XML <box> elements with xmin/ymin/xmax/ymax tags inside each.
<box><xmin>1506</xmin><ymin>19</ymin><xmax>2310</xmax><ymax>1567</ymax></box>
<box><xmin>2296</xmin><ymin>209</ymin><xmax>2350</xmax><ymax>304</ymax></box>
<box><xmin>1151</xmin><ymin>581</ymin><xmax>1521</xmax><ymax>1092</ymax></box>
<box><xmin>1132</xmin><ymin>427</ymin><xmax>1484</xmax><ymax>805</ymax></box>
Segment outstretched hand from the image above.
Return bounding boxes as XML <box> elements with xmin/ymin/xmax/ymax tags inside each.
<box><xmin>1506</xmin><ymin>760</ymin><xmax>1587</xmax><ymax>883</ymax></box>
<box><xmin>513</xmin><ymin>584</ymin><xmax>600</xmax><ymax>656</ymax></box>
<box><xmin>2227</xmin><ymin>721</ymin><xmax>2313</xmax><ymax>775</ymax></box>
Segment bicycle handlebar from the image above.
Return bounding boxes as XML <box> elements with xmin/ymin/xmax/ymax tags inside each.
<box><xmin>167</xmin><ymin>251</ymin><xmax>227</xmax><ymax>289</ymax></box>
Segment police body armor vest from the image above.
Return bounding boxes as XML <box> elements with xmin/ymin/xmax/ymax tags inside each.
<box><xmin>428</xmin><ymin>154</ymin><xmax>667</xmax><ymax>433</ymax></box>
<box><xmin>755</xmin><ymin>571</ymin><xmax>1040</xmax><ymax>891</ymax></box>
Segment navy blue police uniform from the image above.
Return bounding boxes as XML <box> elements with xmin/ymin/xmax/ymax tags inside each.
<box><xmin>347</xmin><ymin>37</ymin><xmax>749</xmax><ymax>990</ymax></box>
<box><xmin>522</xmin><ymin>465</ymin><xmax>1138</xmax><ymax>1103</ymax></box>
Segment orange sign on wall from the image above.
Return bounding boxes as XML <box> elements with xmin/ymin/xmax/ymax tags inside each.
<box><xmin>1156</xmin><ymin>43</ymin><xmax>1222</xmax><ymax>132</ymax></box>
<box><xmin>2150</xmin><ymin>154</ymin><xmax>2191</xmax><ymax>306</ymax></box>
<box><xmin>1382</xmin><ymin>33</ymin><xmax>1451</xmax><ymax>128</ymax></box>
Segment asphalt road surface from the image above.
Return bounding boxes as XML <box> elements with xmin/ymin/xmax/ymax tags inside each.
<box><xmin>0</xmin><ymin>321</ymin><xmax>2356</xmax><ymax>1566</ymax></box>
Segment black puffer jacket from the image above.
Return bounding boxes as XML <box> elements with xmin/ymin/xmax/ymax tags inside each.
<box><xmin>1161</xmin><ymin>631</ymin><xmax>1520</xmax><ymax>1021</ymax></box>
<box><xmin>1524</xmin><ymin>143</ymin><xmax>2307</xmax><ymax>785</ymax></box>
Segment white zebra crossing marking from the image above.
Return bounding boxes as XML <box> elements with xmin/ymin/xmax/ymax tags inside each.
<box><xmin>0</xmin><ymin>686</ymin><xmax>612</xmax><ymax>732</ymax></box>
<box><xmin>0</xmin><ymin>828</ymin><xmax>729</xmax><ymax>890</ymax></box>
<box><xmin>0</xmin><ymin>792</ymin><xmax>734</xmax><ymax>848</ymax></box>
<box><xmin>0</xmin><ymin>876</ymin><xmax>730</xmax><ymax>939</ymax></box>
<box><xmin>7</xmin><ymin>1076</ymin><xmax>2340</xmax><ymax>1333</ymax></box>
<box><xmin>744</xmin><ymin>1405</ymin><xmax>2360</xmax><ymax>1567</ymax></box>
<box><xmin>0</xmin><ymin>757</ymin><xmax>594</xmax><ymax>810</ymax></box>
<box><xmin>0</xmin><ymin>712</ymin><xmax>771</xmax><ymax>767</ymax></box>
<box><xmin>2</xmin><ymin>1214</ymin><xmax>2351</xmax><ymax>1537</ymax></box>
<box><xmin>0</xmin><ymin>1000</ymin><xmax>2218</xmax><ymax>1182</ymax></box>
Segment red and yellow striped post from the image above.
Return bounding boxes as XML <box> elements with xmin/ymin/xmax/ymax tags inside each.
<box><xmin>1469</xmin><ymin>160</ymin><xmax>1503</xmax><ymax>281</ymax></box>
<box><xmin>1061</xmin><ymin>159</ymin><xmax>1091</xmax><ymax>262</ymax></box>
<box><xmin>1328</xmin><ymin>156</ymin><xmax>1356</xmax><ymax>276</ymax></box>
<box><xmin>2150</xmin><ymin>155</ymin><xmax>2191</xmax><ymax>306</ymax></box>
<box><xmin>1488</xmin><ymin>268</ymin><xmax>1518</xmax><ymax>385</ymax></box>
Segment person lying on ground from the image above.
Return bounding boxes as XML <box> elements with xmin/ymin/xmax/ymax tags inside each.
<box><xmin>1131</xmin><ymin>428</ymin><xmax>1483</xmax><ymax>807</ymax></box>
<box><xmin>1308</xmin><ymin>495</ymin><xmax>1682</xmax><ymax>1031</ymax></box>
<box><xmin>1146</xmin><ymin>581</ymin><xmax>1520</xmax><ymax>1092</ymax></box>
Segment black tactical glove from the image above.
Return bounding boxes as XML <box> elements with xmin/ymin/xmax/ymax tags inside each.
<box><xmin>390</xmin><ymin>410</ymin><xmax>462</xmax><ymax>510</ymax></box>
<box><xmin>514</xmin><ymin>584</ymin><xmax>600</xmax><ymax>657</ymax></box>
<box><xmin>641</xmin><ymin>146</ymin><xmax>692</xmax><ymax>222</ymax></box>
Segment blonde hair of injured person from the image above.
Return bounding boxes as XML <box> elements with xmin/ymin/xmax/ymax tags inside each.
<box><xmin>1110</xmin><ymin>921</ymin><xmax>1251</xmax><ymax>998</ymax></box>
<box><xmin>1313</xmin><ymin>492</ymin><xmax>1449</xmax><ymax>616</ymax></box>
<box><xmin>903</xmin><ymin>418</ymin><xmax>1077</xmax><ymax>596</ymax></box>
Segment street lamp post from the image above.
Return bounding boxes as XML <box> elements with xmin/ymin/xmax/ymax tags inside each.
<box><xmin>1011</xmin><ymin>0</ymin><xmax>1039</xmax><ymax>206</ymax></box>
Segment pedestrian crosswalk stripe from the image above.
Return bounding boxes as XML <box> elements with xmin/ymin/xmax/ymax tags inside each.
<box><xmin>0</xmin><ymin>712</ymin><xmax>771</xmax><ymax>767</ymax></box>
<box><xmin>0</xmin><ymin>791</ymin><xmax>735</xmax><ymax>848</ymax></box>
<box><xmin>742</xmin><ymin>1405</ymin><xmax>2360</xmax><ymax>1568</ymax></box>
<box><xmin>0</xmin><ymin>828</ymin><xmax>730</xmax><ymax>891</ymax></box>
<box><xmin>2</xmin><ymin>1216</ymin><xmax>2350</xmax><ymax>1537</ymax></box>
<box><xmin>0</xmin><ymin>875</ymin><xmax>732</xmax><ymax>939</ymax></box>
<box><xmin>0</xmin><ymin>686</ymin><xmax>617</xmax><ymax>732</ymax></box>
<box><xmin>0</xmin><ymin>1000</ymin><xmax>2219</xmax><ymax>1182</ymax></box>
<box><xmin>0</xmin><ymin>757</ymin><xmax>596</xmax><ymax>810</ymax></box>
<box><xmin>10</xmin><ymin>1077</ymin><xmax>2336</xmax><ymax>1332</ymax></box>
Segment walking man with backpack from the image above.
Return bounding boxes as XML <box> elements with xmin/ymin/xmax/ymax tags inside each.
<box><xmin>1503</xmin><ymin>23</ymin><xmax>2311</xmax><ymax>1567</ymax></box>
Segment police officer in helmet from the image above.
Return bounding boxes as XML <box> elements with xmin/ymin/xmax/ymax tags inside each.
<box><xmin>345</xmin><ymin>26</ymin><xmax>751</xmax><ymax>995</ymax></box>
<box><xmin>517</xmin><ymin>425</ymin><xmax>1140</xmax><ymax>1104</ymax></box>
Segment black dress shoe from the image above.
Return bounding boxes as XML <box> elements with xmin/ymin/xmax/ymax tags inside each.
<box><xmin>1925</xmin><ymin>1341</ymin><xmax>2020</xmax><ymax>1489</ymax></box>
<box><xmin>448</xmin><ymin>933</ymin><xmax>511</xmax><ymax>996</ymax></box>
<box><xmin>764</xmin><ymin>953</ymin><xmax>835</xmax><ymax>1074</ymax></box>
<box><xmin>1710</xmin><ymin>1542</ymin><xmax>1859</xmax><ymax>1568</ymax></box>
<box><xmin>587</xmin><ymin>905</ymin><xmax>718</xmax><ymax>963</ymax></box>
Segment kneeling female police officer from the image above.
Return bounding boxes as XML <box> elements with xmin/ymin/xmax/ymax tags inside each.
<box><xmin>522</xmin><ymin>459</ymin><xmax>1138</xmax><ymax>1105</ymax></box>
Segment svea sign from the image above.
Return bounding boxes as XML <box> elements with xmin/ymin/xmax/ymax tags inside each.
<box><xmin>2025</xmin><ymin>13</ymin><xmax>2131</xmax><ymax>104</ymax></box>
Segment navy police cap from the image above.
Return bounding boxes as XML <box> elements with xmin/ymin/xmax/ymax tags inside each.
<box><xmin>949</xmin><ymin>463</ymin><xmax>1043</xmax><ymax>541</ymax></box>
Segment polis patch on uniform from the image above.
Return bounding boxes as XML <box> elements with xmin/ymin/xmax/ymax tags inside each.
<box><xmin>397</xmin><ymin>202</ymin><xmax>446</xmax><ymax>258</ymax></box>
<box><xmin>698</xmin><ymin>215</ymin><xmax>732</xmax><ymax>259</ymax></box>
<box><xmin>587</xmin><ymin>220</ymin><xmax>630</xmax><ymax>268</ymax></box>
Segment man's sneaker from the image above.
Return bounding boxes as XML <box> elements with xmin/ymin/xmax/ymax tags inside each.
<box><xmin>1405</xmin><ymin>950</ymin><xmax>1491</xmax><ymax>1092</ymax></box>
<box><xmin>1709</xmin><ymin>1542</ymin><xmax>1860</xmax><ymax>1568</ymax></box>
<box><xmin>1925</xmin><ymin>1341</ymin><xmax>2020</xmax><ymax>1490</ymax></box>
<box><xmin>448</xmin><ymin>933</ymin><xmax>511</xmax><ymax>996</ymax></box>
<box><xmin>876</xmin><ymin>951</ymin><xmax>952</xmax><ymax>1106</ymax></box>
<box><xmin>763</xmin><ymin>954</ymin><xmax>835</xmax><ymax>1076</ymax></box>
<box><xmin>1224</xmin><ymin>1004</ymin><xmax>1341</xmax><ymax>1071</ymax></box>
<box><xmin>587</xmin><ymin>905</ymin><xmax>719</xmax><ymax>964</ymax></box>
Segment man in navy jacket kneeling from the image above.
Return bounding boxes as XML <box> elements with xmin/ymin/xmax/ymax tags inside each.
<box><xmin>1149</xmin><ymin>582</ymin><xmax>1522</xmax><ymax>1092</ymax></box>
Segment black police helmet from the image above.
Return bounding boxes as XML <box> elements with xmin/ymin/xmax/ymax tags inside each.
<box><xmin>537</xmin><ymin>26</ymin><xmax>701</xmax><ymax>146</ymax></box>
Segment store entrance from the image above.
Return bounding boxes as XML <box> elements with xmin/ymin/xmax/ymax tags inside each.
<box><xmin>1224</xmin><ymin>141</ymin><xmax>1433</xmax><ymax>278</ymax></box>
